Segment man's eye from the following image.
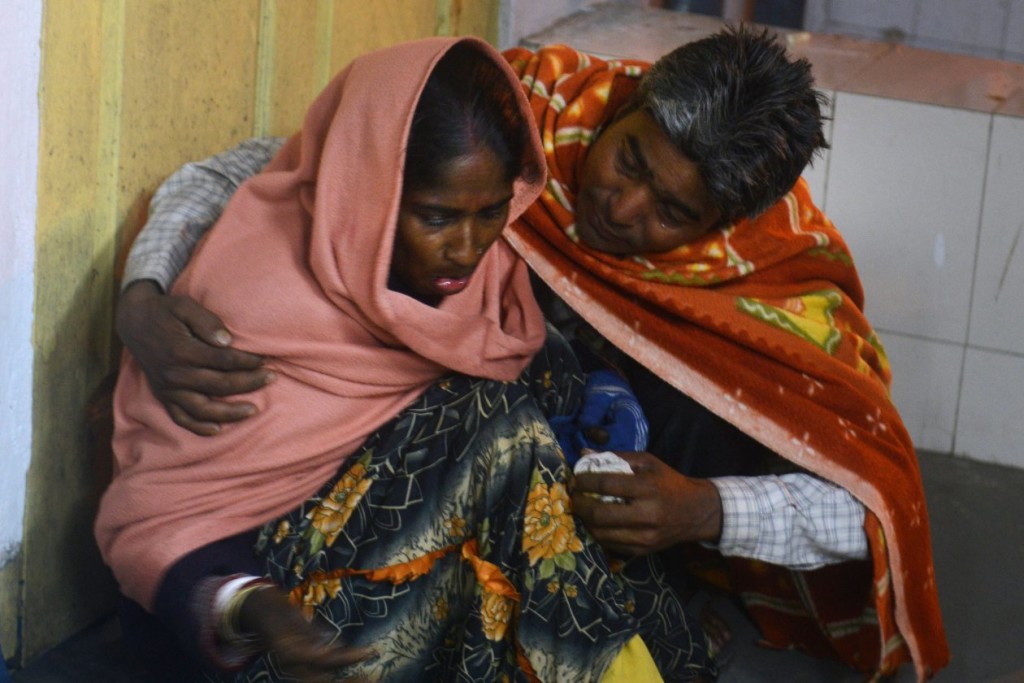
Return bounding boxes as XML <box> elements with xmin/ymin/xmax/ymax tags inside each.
<box><xmin>657</xmin><ymin>205</ymin><xmax>686</xmax><ymax>229</ymax></box>
<box><xmin>616</xmin><ymin>150</ymin><xmax>640</xmax><ymax>178</ymax></box>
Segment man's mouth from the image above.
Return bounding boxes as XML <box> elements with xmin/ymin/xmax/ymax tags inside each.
<box><xmin>580</xmin><ymin>203</ymin><xmax>626</xmax><ymax>251</ymax></box>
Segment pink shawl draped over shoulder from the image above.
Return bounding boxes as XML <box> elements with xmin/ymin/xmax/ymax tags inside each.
<box><xmin>96</xmin><ymin>37</ymin><xmax>547</xmax><ymax>609</ymax></box>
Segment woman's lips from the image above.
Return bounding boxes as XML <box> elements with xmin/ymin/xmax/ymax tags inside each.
<box><xmin>433</xmin><ymin>276</ymin><xmax>470</xmax><ymax>295</ymax></box>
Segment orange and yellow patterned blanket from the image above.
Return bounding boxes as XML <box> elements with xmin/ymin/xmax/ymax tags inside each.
<box><xmin>503</xmin><ymin>44</ymin><xmax>949</xmax><ymax>680</ymax></box>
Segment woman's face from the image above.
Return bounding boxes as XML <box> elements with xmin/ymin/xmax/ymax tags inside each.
<box><xmin>391</xmin><ymin>145</ymin><xmax>514</xmax><ymax>306</ymax></box>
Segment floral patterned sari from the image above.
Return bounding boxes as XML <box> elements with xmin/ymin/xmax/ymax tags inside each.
<box><xmin>208</xmin><ymin>330</ymin><xmax>714</xmax><ymax>682</ymax></box>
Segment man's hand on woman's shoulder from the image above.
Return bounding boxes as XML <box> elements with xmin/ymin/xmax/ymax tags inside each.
<box><xmin>116</xmin><ymin>280</ymin><xmax>274</xmax><ymax>435</ymax></box>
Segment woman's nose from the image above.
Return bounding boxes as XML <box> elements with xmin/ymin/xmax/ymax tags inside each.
<box><xmin>444</xmin><ymin>222</ymin><xmax>479</xmax><ymax>267</ymax></box>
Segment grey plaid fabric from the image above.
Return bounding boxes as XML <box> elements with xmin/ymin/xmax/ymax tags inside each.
<box><xmin>711</xmin><ymin>474</ymin><xmax>868</xmax><ymax>569</ymax></box>
<box><xmin>123</xmin><ymin>137</ymin><xmax>285</xmax><ymax>291</ymax></box>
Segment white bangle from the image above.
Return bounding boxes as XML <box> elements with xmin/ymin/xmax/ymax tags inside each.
<box><xmin>215</xmin><ymin>576</ymin><xmax>272</xmax><ymax>643</ymax></box>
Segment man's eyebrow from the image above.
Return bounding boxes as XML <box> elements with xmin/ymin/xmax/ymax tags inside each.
<box><xmin>627</xmin><ymin>136</ymin><xmax>702</xmax><ymax>223</ymax></box>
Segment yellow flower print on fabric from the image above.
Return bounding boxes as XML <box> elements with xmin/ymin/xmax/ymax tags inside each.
<box><xmin>307</xmin><ymin>462</ymin><xmax>372</xmax><ymax>550</ymax></box>
<box><xmin>853</xmin><ymin>330</ymin><xmax>895</xmax><ymax>389</ymax></box>
<box><xmin>868</xmin><ymin>332</ymin><xmax>891</xmax><ymax>377</ymax></box>
<box><xmin>446</xmin><ymin>515</ymin><xmax>467</xmax><ymax>540</ymax></box>
<box><xmin>736</xmin><ymin>290</ymin><xmax>843</xmax><ymax>354</ymax></box>
<box><xmin>522</xmin><ymin>481</ymin><xmax>584</xmax><ymax>577</ymax></box>
<box><xmin>434</xmin><ymin>597</ymin><xmax>449</xmax><ymax>622</ymax></box>
<box><xmin>272</xmin><ymin>520</ymin><xmax>291</xmax><ymax>544</ymax></box>
<box><xmin>291</xmin><ymin>571</ymin><xmax>343</xmax><ymax>620</ymax></box>
<box><xmin>480</xmin><ymin>590</ymin><xmax>514</xmax><ymax>642</ymax></box>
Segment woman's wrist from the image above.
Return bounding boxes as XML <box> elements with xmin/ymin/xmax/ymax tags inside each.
<box><xmin>216</xmin><ymin>576</ymin><xmax>274</xmax><ymax>644</ymax></box>
<box><xmin>192</xmin><ymin>574</ymin><xmax>274</xmax><ymax>671</ymax></box>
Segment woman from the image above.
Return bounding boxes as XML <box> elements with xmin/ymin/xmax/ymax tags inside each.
<box><xmin>96</xmin><ymin>37</ymin><xmax>712</xmax><ymax>682</ymax></box>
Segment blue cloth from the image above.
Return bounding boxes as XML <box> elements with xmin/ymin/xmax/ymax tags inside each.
<box><xmin>551</xmin><ymin>370</ymin><xmax>649</xmax><ymax>464</ymax></box>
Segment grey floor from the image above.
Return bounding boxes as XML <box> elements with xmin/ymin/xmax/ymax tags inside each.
<box><xmin>8</xmin><ymin>450</ymin><xmax>1024</xmax><ymax>682</ymax></box>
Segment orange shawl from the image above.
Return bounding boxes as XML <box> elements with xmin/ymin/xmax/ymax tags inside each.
<box><xmin>503</xmin><ymin>45</ymin><xmax>948</xmax><ymax>680</ymax></box>
<box><xmin>96</xmin><ymin>37</ymin><xmax>547</xmax><ymax>610</ymax></box>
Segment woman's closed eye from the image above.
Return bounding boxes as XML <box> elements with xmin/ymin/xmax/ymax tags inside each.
<box><xmin>418</xmin><ymin>211</ymin><xmax>456</xmax><ymax>228</ymax></box>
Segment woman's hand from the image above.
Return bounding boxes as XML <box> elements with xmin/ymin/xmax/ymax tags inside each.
<box><xmin>116</xmin><ymin>280</ymin><xmax>274</xmax><ymax>435</ymax></box>
<box><xmin>571</xmin><ymin>451</ymin><xmax>723</xmax><ymax>555</ymax></box>
<box><xmin>238</xmin><ymin>587</ymin><xmax>374</xmax><ymax>682</ymax></box>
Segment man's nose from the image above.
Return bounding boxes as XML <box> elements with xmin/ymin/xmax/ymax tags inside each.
<box><xmin>608</xmin><ymin>181</ymin><xmax>651</xmax><ymax>228</ymax></box>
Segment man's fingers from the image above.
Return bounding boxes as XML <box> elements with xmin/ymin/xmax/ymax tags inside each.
<box><xmin>168</xmin><ymin>296</ymin><xmax>237</xmax><ymax>348</ymax></box>
<box><xmin>572</xmin><ymin>471</ymin><xmax>637</xmax><ymax>499</ymax></box>
<box><xmin>614</xmin><ymin>451</ymin><xmax>658</xmax><ymax>472</ymax></box>
<box><xmin>573</xmin><ymin>487</ymin><xmax>639</xmax><ymax>524</ymax></box>
<box><xmin>164</xmin><ymin>390</ymin><xmax>258</xmax><ymax>427</ymax></box>
<box><xmin>576</xmin><ymin>522</ymin><xmax>648</xmax><ymax>556</ymax></box>
<box><xmin>168</xmin><ymin>297</ymin><xmax>265</xmax><ymax>370</ymax></box>
<box><xmin>166</xmin><ymin>403</ymin><xmax>222</xmax><ymax>436</ymax></box>
<box><xmin>162</xmin><ymin>365</ymin><xmax>273</xmax><ymax>397</ymax></box>
<box><xmin>168</xmin><ymin>336</ymin><xmax>265</xmax><ymax>373</ymax></box>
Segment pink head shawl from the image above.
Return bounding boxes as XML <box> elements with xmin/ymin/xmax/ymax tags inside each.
<box><xmin>96</xmin><ymin>37</ymin><xmax>547</xmax><ymax>609</ymax></box>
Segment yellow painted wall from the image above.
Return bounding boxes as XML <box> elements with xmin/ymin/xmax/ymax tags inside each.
<box><xmin>16</xmin><ymin>0</ymin><xmax>498</xmax><ymax>666</ymax></box>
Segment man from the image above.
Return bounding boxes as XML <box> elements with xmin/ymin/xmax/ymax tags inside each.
<box><xmin>115</xmin><ymin>27</ymin><xmax>947</xmax><ymax>680</ymax></box>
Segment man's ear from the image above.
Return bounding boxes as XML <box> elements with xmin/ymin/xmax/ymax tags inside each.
<box><xmin>708</xmin><ymin>215</ymin><xmax>728</xmax><ymax>231</ymax></box>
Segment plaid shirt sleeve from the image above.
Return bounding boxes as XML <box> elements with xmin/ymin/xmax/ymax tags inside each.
<box><xmin>709</xmin><ymin>473</ymin><xmax>868</xmax><ymax>570</ymax></box>
<box><xmin>122</xmin><ymin>137</ymin><xmax>287</xmax><ymax>291</ymax></box>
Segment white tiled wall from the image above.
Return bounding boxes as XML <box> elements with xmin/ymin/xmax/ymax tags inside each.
<box><xmin>882</xmin><ymin>332</ymin><xmax>962</xmax><ymax>454</ymax></box>
<box><xmin>957</xmin><ymin>348</ymin><xmax>1024</xmax><ymax>467</ymax></box>
<box><xmin>820</xmin><ymin>97</ymin><xmax>1024</xmax><ymax>468</ymax></box>
<box><xmin>969</xmin><ymin>115</ymin><xmax>1024</xmax><ymax>355</ymax></box>
<box><xmin>823</xmin><ymin>93</ymin><xmax>989</xmax><ymax>343</ymax></box>
<box><xmin>804</xmin><ymin>0</ymin><xmax>1024</xmax><ymax>63</ymax></box>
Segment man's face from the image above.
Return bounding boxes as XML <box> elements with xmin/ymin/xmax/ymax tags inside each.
<box><xmin>576</xmin><ymin>110</ymin><xmax>722</xmax><ymax>255</ymax></box>
<box><xmin>391</xmin><ymin>145</ymin><xmax>513</xmax><ymax>306</ymax></box>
